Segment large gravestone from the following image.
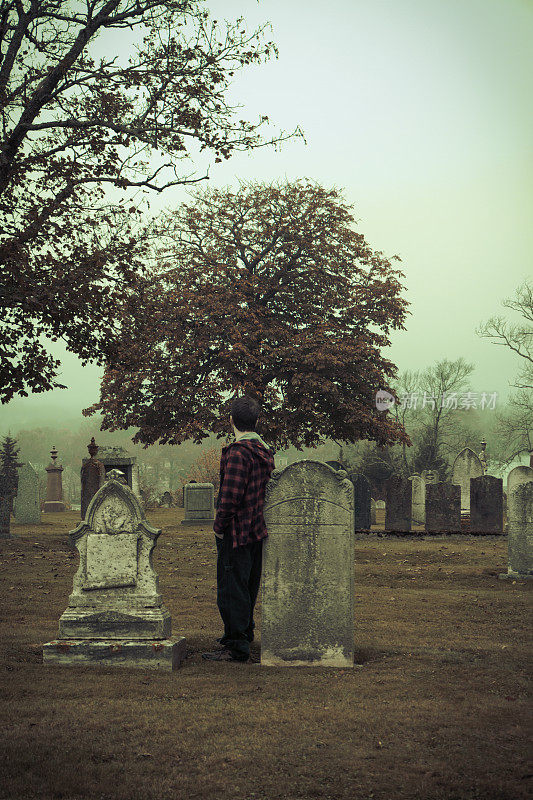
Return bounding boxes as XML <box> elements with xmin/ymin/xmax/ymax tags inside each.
<box><xmin>470</xmin><ymin>475</ymin><xmax>503</xmax><ymax>534</ymax></box>
<box><xmin>499</xmin><ymin>482</ymin><xmax>533</xmax><ymax>580</ymax></box>
<box><xmin>452</xmin><ymin>448</ymin><xmax>483</xmax><ymax>513</ymax></box>
<box><xmin>507</xmin><ymin>465</ymin><xmax>533</xmax><ymax>497</ymax></box>
<box><xmin>385</xmin><ymin>476</ymin><xmax>411</xmax><ymax>533</ymax></box>
<box><xmin>425</xmin><ymin>483</ymin><xmax>461</xmax><ymax>533</ymax></box>
<box><xmin>181</xmin><ymin>482</ymin><xmax>215</xmax><ymax>525</ymax></box>
<box><xmin>14</xmin><ymin>463</ymin><xmax>41</xmax><ymax>524</ymax></box>
<box><xmin>409</xmin><ymin>475</ymin><xmax>425</xmax><ymax>525</ymax></box>
<box><xmin>348</xmin><ymin>473</ymin><xmax>371</xmax><ymax>531</ymax></box>
<box><xmin>43</xmin><ymin>480</ymin><xmax>186</xmax><ymax>669</ymax></box>
<box><xmin>262</xmin><ymin>461</ymin><xmax>355</xmax><ymax>667</ymax></box>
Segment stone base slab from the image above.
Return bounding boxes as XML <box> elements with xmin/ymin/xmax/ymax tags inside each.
<box><xmin>58</xmin><ymin>607</ymin><xmax>171</xmax><ymax>640</ymax></box>
<box><xmin>261</xmin><ymin>648</ymin><xmax>353</xmax><ymax>668</ymax></box>
<box><xmin>43</xmin><ymin>501</ymin><xmax>66</xmax><ymax>512</ymax></box>
<box><xmin>499</xmin><ymin>571</ymin><xmax>533</xmax><ymax>581</ymax></box>
<box><xmin>181</xmin><ymin>519</ymin><xmax>215</xmax><ymax>526</ymax></box>
<box><xmin>43</xmin><ymin>637</ymin><xmax>187</xmax><ymax>670</ymax></box>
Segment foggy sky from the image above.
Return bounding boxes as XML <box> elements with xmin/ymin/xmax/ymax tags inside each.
<box><xmin>2</xmin><ymin>0</ymin><xmax>532</xmax><ymax>433</ymax></box>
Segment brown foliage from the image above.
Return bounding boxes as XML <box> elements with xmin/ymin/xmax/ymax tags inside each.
<box><xmin>186</xmin><ymin>447</ymin><xmax>223</xmax><ymax>495</ymax></box>
<box><xmin>87</xmin><ymin>180</ymin><xmax>410</xmax><ymax>450</ymax></box>
<box><xmin>0</xmin><ymin>1</ymin><xmax>298</xmax><ymax>402</ymax></box>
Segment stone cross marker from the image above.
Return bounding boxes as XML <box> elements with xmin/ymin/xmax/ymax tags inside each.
<box><xmin>262</xmin><ymin>461</ymin><xmax>355</xmax><ymax>667</ymax></box>
<box><xmin>470</xmin><ymin>475</ymin><xmax>503</xmax><ymax>534</ymax></box>
<box><xmin>425</xmin><ymin>483</ymin><xmax>461</xmax><ymax>533</ymax></box>
<box><xmin>181</xmin><ymin>482</ymin><xmax>215</xmax><ymax>525</ymax></box>
<box><xmin>452</xmin><ymin>448</ymin><xmax>483</xmax><ymax>513</ymax></box>
<box><xmin>14</xmin><ymin>463</ymin><xmax>41</xmax><ymax>524</ymax></box>
<box><xmin>385</xmin><ymin>476</ymin><xmax>411</xmax><ymax>533</ymax></box>
<box><xmin>348</xmin><ymin>472</ymin><xmax>371</xmax><ymax>530</ymax></box>
<box><xmin>43</xmin><ymin>479</ymin><xmax>186</xmax><ymax>669</ymax></box>
<box><xmin>499</xmin><ymin>481</ymin><xmax>533</xmax><ymax>580</ymax></box>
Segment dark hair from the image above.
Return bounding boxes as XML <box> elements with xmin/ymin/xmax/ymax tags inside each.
<box><xmin>231</xmin><ymin>395</ymin><xmax>261</xmax><ymax>432</ymax></box>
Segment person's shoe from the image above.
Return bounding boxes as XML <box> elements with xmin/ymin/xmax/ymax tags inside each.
<box><xmin>202</xmin><ymin>648</ymin><xmax>250</xmax><ymax>663</ymax></box>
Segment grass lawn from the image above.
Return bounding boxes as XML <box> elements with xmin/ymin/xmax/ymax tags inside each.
<box><xmin>0</xmin><ymin>509</ymin><xmax>531</xmax><ymax>800</ymax></box>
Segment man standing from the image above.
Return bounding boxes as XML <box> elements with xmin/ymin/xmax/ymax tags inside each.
<box><xmin>202</xmin><ymin>396</ymin><xmax>275</xmax><ymax>663</ymax></box>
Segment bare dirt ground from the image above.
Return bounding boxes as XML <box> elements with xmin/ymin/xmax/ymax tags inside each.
<box><xmin>0</xmin><ymin>509</ymin><xmax>531</xmax><ymax>800</ymax></box>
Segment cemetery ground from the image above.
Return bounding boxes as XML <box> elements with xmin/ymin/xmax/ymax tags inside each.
<box><xmin>1</xmin><ymin>511</ymin><xmax>531</xmax><ymax>800</ymax></box>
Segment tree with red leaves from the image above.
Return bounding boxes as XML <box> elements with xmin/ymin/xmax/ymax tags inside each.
<box><xmin>86</xmin><ymin>180</ymin><xmax>410</xmax><ymax>450</ymax></box>
<box><xmin>0</xmin><ymin>0</ymin><xmax>298</xmax><ymax>403</ymax></box>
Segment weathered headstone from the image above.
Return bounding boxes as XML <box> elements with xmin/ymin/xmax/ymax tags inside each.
<box><xmin>44</xmin><ymin>446</ymin><xmax>66</xmax><ymax>512</ymax></box>
<box><xmin>409</xmin><ymin>475</ymin><xmax>425</xmax><ymax>525</ymax></box>
<box><xmin>0</xmin><ymin>474</ymin><xmax>16</xmax><ymax>539</ymax></box>
<box><xmin>425</xmin><ymin>483</ymin><xmax>461</xmax><ymax>533</ymax></box>
<box><xmin>43</xmin><ymin>479</ymin><xmax>186</xmax><ymax>668</ymax></box>
<box><xmin>160</xmin><ymin>491</ymin><xmax>173</xmax><ymax>508</ymax></box>
<box><xmin>385</xmin><ymin>476</ymin><xmax>411</xmax><ymax>533</ymax></box>
<box><xmin>470</xmin><ymin>475</ymin><xmax>503</xmax><ymax>534</ymax></box>
<box><xmin>507</xmin><ymin>465</ymin><xmax>533</xmax><ymax>498</ymax></box>
<box><xmin>80</xmin><ymin>438</ymin><xmax>105</xmax><ymax>519</ymax></box>
<box><xmin>499</xmin><ymin>482</ymin><xmax>533</xmax><ymax>580</ymax></box>
<box><xmin>13</xmin><ymin>463</ymin><xmax>41</xmax><ymax>524</ymax></box>
<box><xmin>452</xmin><ymin>448</ymin><xmax>483</xmax><ymax>513</ymax></box>
<box><xmin>181</xmin><ymin>482</ymin><xmax>215</xmax><ymax>525</ymax></box>
<box><xmin>370</xmin><ymin>498</ymin><xmax>377</xmax><ymax>526</ymax></box>
<box><xmin>348</xmin><ymin>473</ymin><xmax>371</xmax><ymax>530</ymax></box>
<box><xmin>262</xmin><ymin>461</ymin><xmax>354</xmax><ymax>667</ymax></box>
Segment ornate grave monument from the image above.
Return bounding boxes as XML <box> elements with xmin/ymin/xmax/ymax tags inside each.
<box><xmin>43</xmin><ymin>477</ymin><xmax>186</xmax><ymax>669</ymax></box>
<box><xmin>181</xmin><ymin>482</ymin><xmax>215</xmax><ymax>525</ymax></box>
<box><xmin>261</xmin><ymin>461</ymin><xmax>354</xmax><ymax>667</ymax></box>
<box><xmin>80</xmin><ymin>437</ymin><xmax>105</xmax><ymax>519</ymax></box>
<box><xmin>44</xmin><ymin>447</ymin><xmax>66</xmax><ymax>512</ymax></box>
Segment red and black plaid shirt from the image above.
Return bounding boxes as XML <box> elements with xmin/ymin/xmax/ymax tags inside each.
<box><xmin>214</xmin><ymin>438</ymin><xmax>275</xmax><ymax>548</ymax></box>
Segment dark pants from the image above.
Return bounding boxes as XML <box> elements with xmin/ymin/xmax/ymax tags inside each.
<box><xmin>216</xmin><ymin>535</ymin><xmax>263</xmax><ymax>659</ymax></box>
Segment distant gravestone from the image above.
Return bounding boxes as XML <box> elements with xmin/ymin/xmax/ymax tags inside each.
<box><xmin>507</xmin><ymin>466</ymin><xmax>533</xmax><ymax>497</ymax></box>
<box><xmin>385</xmin><ymin>476</ymin><xmax>411</xmax><ymax>533</ymax></box>
<box><xmin>0</xmin><ymin>475</ymin><xmax>15</xmax><ymax>539</ymax></box>
<box><xmin>160</xmin><ymin>491</ymin><xmax>173</xmax><ymax>508</ymax></box>
<box><xmin>425</xmin><ymin>483</ymin><xmax>461</xmax><ymax>533</ymax></box>
<box><xmin>348</xmin><ymin>473</ymin><xmax>371</xmax><ymax>530</ymax></box>
<box><xmin>470</xmin><ymin>475</ymin><xmax>503</xmax><ymax>534</ymax></box>
<box><xmin>43</xmin><ymin>480</ymin><xmax>186</xmax><ymax>669</ymax></box>
<box><xmin>370</xmin><ymin>498</ymin><xmax>377</xmax><ymax>526</ymax></box>
<box><xmin>376</xmin><ymin>500</ymin><xmax>385</xmax><ymax>510</ymax></box>
<box><xmin>452</xmin><ymin>448</ymin><xmax>483</xmax><ymax>513</ymax></box>
<box><xmin>500</xmin><ymin>482</ymin><xmax>533</xmax><ymax>580</ymax></box>
<box><xmin>181</xmin><ymin>482</ymin><xmax>215</xmax><ymax>525</ymax></box>
<box><xmin>409</xmin><ymin>475</ymin><xmax>425</xmax><ymax>525</ymax></box>
<box><xmin>44</xmin><ymin>446</ymin><xmax>66</xmax><ymax>512</ymax></box>
<box><xmin>262</xmin><ymin>461</ymin><xmax>354</xmax><ymax>667</ymax></box>
<box><xmin>325</xmin><ymin>460</ymin><xmax>344</xmax><ymax>472</ymax></box>
<box><xmin>14</xmin><ymin>463</ymin><xmax>41</xmax><ymax>524</ymax></box>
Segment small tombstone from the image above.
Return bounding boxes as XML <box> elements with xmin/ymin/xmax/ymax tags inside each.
<box><xmin>262</xmin><ymin>461</ymin><xmax>354</xmax><ymax>667</ymax></box>
<box><xmin>507</xmin><ymin>465</ymin><xmax>533</xmax><ymax>497</ymax></box>
<box><xmin>13</xmin><ymin>463</ymin><xmax>41</xmax><ymax>524</ymax></box>
<box><xmin>370</xmin><ymin>498</ymin><xmax>377</xmax><ymax>526</ymax></box>
<box><xmin>43</xmin><ymin>480</ymin><xmax>186</xmax><ymax>668</ymax></box>
<box><xmin>385</xmin><ymin>476</ymin><xmax>411</xmax><ymax>533</ymax></box>
<box><xmin>348</xmin><ymin>472</ymin><xmax>371</xmax><ymax>531</ymax></box>
<box><xmin>44</xmin><ymin>446</ymin><xmax>66</xmax><ymax>512</ymax></box>
<box><xmin>409</xmin><ymin>475</ymin><xmax>426</xmax><ymax>525</ymax></box>
<box><xmin>181</xmin><ymin>482</ymin><xmax>215</xmax><ymax>525</ymax></box>
<box><xmin>81</xmin><ymin>438</ymin><xmax>105</xmax><ymax>519</ymax></box>
<box><xmin>470</xmin><ymin>475</ymin><xmax>503</xmax><ymax>534</ymax></box>
<box><xmin>452</xmin><ymin>448</ymin><xmax>483</xmax><ymax>513</ymax></box>
<box><xmin>160</xmin><ymin>491</ymin><xmax>173</xmax><ymax>508</ymax></box>
<box><xmin>425</xmin><ymin>483</ymin><xmax>461</xmax><ymax>533</ymax></box>
<box><xmin>499</xmin><ymin>482</ymin><xmax>533</xmax><ymax>580</ymax></box>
